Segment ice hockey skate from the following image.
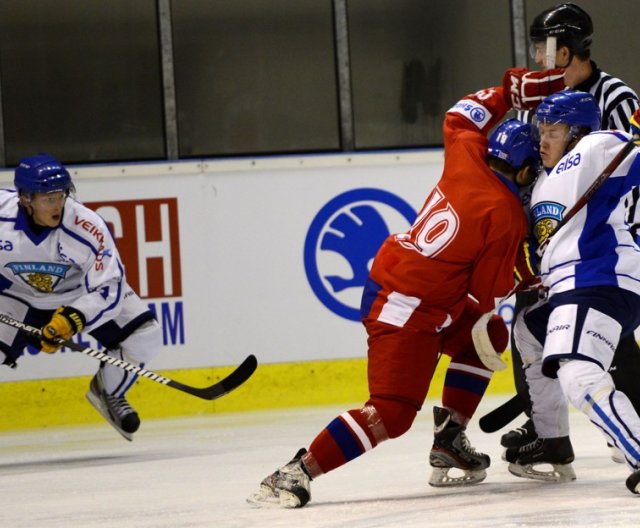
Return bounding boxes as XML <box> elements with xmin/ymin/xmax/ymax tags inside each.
<box><xmin>500</xmin><ymin>417</ymin><xmax>537</xmax><ymax>448</ymax></box>
<box><xmin>626</xmin><ymin>468</ymin><xmax>640</xmax><ymax>494</ymax></box>
<box><xmin>86</xmin><ymin>370</ymin><xmax>140</xmax><ymax>441</ymax></box>
<box><xmin>500</xmin><ymin>417</ymin><xmax>538</xmax><ymax>461</ymax></box>
<box><xmin>247</xmin><ymin>448</ymin><xmax>312</xmax><ymax>508</ymax></box>
<box><xmin>505</xmin><ymin>436</ymin><xmax>576</xmax><ymax>482</ymax></box>
<box><xmin>429</xmin><ymin>406</ymin><xmax>490</xmax><ymax>487</ymax></box>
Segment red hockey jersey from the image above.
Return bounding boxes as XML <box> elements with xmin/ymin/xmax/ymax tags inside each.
<box><xmin>364</xmin><ymin>87</ymin><xmax>528</xmax><ymax>332</ymax></box>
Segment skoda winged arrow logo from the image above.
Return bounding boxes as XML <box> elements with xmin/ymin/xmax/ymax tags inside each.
<box><xmin>304</xmin><ymin>188</ymin><xmax>417</xmax><ymax>321</ymax></box>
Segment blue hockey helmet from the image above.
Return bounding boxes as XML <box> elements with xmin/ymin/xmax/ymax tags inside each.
<box><xmin>487</xmin><ymin>118</ymin><xmax>539</xmax><ymax>171</ymax></box>
<box><xmin>535</xmin><ymin>90</ymin><xmax>601</xmax><ymax>133</ymax></box>
<box><xmin>14</xmin><ymin>153</ymin><xmax>73</xmax><ymax>195</ymax></box>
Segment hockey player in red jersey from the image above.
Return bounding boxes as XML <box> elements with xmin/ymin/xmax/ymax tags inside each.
<box><xmin>247</xmin><ymin>84</ymin><xmax>540</xmax><ymax>508</ymax></box>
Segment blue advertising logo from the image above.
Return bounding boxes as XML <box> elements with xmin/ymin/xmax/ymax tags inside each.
<box><xmin>304</xmin><ymin>188</ymin><xmax>417</xmax><ymax>321</ymax></box>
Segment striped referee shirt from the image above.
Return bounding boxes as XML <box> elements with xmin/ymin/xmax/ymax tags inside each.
<box><xmin>518</xmin><ymin>61</ymin><xmax>639</xmax><ymax>131</ymax></box>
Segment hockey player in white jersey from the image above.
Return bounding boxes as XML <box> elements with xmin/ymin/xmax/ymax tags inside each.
<box><xmin>0</xmin><ymin>153</ymin><xmax>162</xmax><ymax>440</ymax></box>
<box><xmin>500</xmin><ymin>3</ymin><xmax>640</xmax><ymax>458</ymax></box>
<box><xmin>506</xmin><ymin>91</ymin><xmax>640</xmax><ymax>494</ymax></box>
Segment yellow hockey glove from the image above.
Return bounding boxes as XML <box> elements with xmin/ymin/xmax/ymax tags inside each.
<box><xmin>41</xmin><ymin>306</ymin><xmax>86</xmax><ymax>353</ymax></box>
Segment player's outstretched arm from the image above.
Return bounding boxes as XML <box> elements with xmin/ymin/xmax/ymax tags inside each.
<box><xmin>502</xmin><ymin>67</ymin><xmax>566</xmax><ymax>111</ymax></box>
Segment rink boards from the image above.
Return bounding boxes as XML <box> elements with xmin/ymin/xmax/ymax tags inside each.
<box><xmin>0</xmin><ymin>353</ymin><xmax>517</xmax><ymax>431</ymax></box>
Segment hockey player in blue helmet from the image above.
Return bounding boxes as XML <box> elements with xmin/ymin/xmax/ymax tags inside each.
<box><xmin>0</xmin><ymin>153</ymin><xmax>162</xmax><ymax>440</ymax></box>
<box><xmin>487</xmin><ymin>118</ymin><xmax>540</xmax><ymax>182</ymax></box>
<box><xmin>535</xmin><ymin>90</ymin><xmax>601</xmax><ymax>169</ymax></box>
<box><xmin>505</xmin><ymin>89</ymin><xmax>640</xmax><ymax>494</ymax></box>
<box><xmin>14</xmin><ymin>153</ymin><xmax>75</xmax><ymax>228</ymax></box>
<box><xmin>500</xmin><ymin>2</ymin><xmax>640</xmax><ymax>470</ymax></box>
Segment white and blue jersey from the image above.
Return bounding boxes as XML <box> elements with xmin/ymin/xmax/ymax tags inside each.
<box><xmin>530</xmin><ymin>130</ymin><xmax>640</xmax><ymax>297</ymax></box>
<box><xmin>0</xmin><ymin>189</ymin><xmax>124</xmax><ymax>330</ymax></box>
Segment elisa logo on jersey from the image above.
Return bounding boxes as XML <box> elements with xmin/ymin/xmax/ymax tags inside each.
<box><xmin>304</xmin><ymin>188</ymin><xmax>417</xmax><ymax>321</ymax></box>
<box><xmin>555</xmin><ymin>152</ymin><xmax>582</xmax><ymax>174</ymax></box>
<box><xmin>4</xmin><ymin>262</ymin><xmax>71</xmax><ymax>293</ymax></box>
<box><xmin>85</xmin><ymin>198</ymin><xmax>181</xmax><ymax>299</ymax></box>
<box><xmin>531</xmin><ymin>201</ymin><xmax>566</xmax><ymax>244</ymax></box>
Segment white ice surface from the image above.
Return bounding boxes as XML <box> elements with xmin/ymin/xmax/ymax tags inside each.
<box><xmin>0</xmin><ymin>395</ymin><xmax>638</xmax><ymax>528</ymax></box>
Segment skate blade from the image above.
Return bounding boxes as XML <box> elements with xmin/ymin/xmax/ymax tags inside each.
<box><xmin>86</xmin><ymin>390</ymin><xmax>134</xmax><ymax>442</ymax></box>
<box><xmin>508</xmin><ymin>462</ymin><xmax>576</xmax><ymax>483</ymax></box>
<box><xmin>428</xmin><ymin>467</ymin><xmax>487</xmax><ymax>487</ymax></box>
<box><xmin>246</xmin><ymin>490</ymin><xmax>280</xmax><ymax>508</ymax></box>
<box><xmin>246</xmin><ymin>485</ymin><xmax>303</xmax><ymax>508</ymax></box>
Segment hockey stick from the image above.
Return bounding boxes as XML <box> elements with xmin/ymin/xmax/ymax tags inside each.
<box><xmin>536</xmin><ymin>136</ymin><xmax>638</xmax><ymax>258</ymax></box>
<box><xmin>0</xmin><ymin>313</ymin><xmax>257</xmax><ymax>401</ymax></box>
<box><xmin>479</xmin><ymin>394</ymin><xmax>527</xmax><ymax>433</ymax></box>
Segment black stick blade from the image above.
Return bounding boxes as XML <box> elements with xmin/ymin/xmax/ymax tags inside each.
<box><xmin>167</xmin><ymin>354</ymin><xmax>258</xmax><ymax>401</ymax></box>
<box><xmin>479</xmin><ymin>394</ymin><xmax>527</xmax><ymax>433</ymax></box>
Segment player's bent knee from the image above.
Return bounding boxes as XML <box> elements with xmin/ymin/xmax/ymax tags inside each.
<box><xmin>120</xmin><ymin>319</ymin><xmax>162</xmax><ymax>364</ymax></box>
<box><xmin>367</xmin><ymin>397</ymin><xmax>417</xmax><ymax>439</ymax></box>
<box><xmin>557</xmin><ymin>359</ymin><xmax>613</xmax><ymax>409</ymax></box>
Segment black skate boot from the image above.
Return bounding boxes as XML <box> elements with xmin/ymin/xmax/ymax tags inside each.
<box><xmin>626</xmin><ymin>469</ymin><xmax>640</xmax><ymax>494</ymax></box>
<box><xmin>86</xmin><ymin>370</ymin><xmax>140</xmax><ymax>441</ymax></box>
<box><xmin>429</xmin><ymin>406</ymin><xmax>490</xmax><ymax>487</ymax></box>
<box><xmin>500</xmin><ymin>417</ymin><xmax>537</xmax><ymax>448</ymax></box>
<box><xmin>506</xmin><ymin>436</ymin><xmax>576</xmax><ymax>482</ymax></box>
<box><xmin>247</xmin><ymin>448</ymin><xmax>312</xmax><ymax>508</ymax></box>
